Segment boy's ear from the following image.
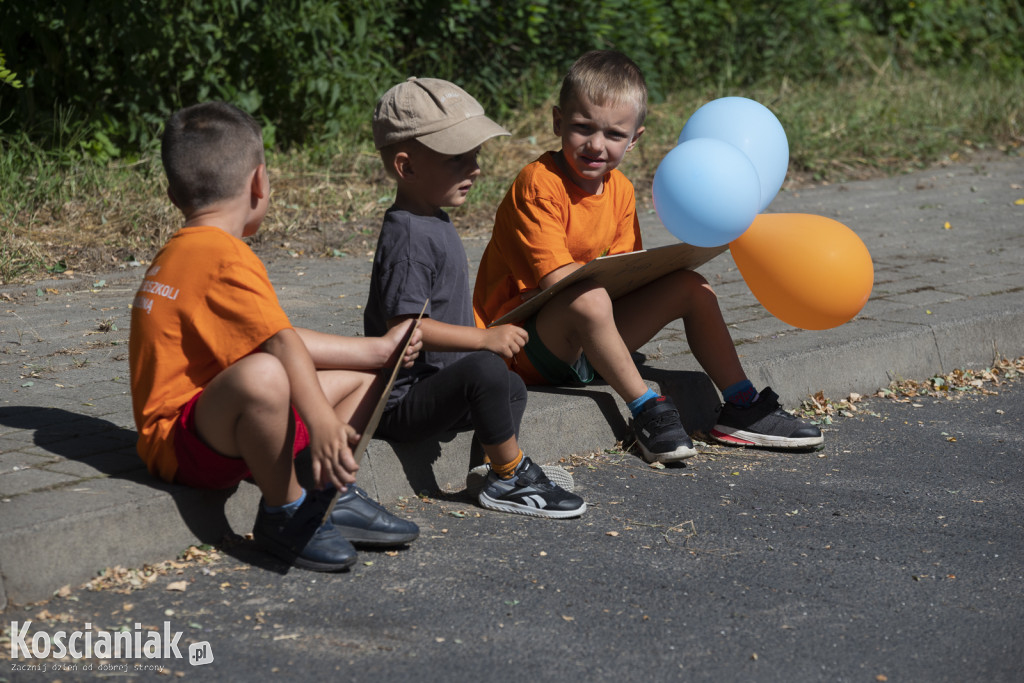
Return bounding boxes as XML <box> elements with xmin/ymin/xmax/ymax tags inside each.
<box><xmin>166</xmin><ymin>185</ymin><xmax>181</xmax><ymax>209</ymax></box>
<box><xmin>551</xmin><ymin>106</ymin><xmax>563</xmax><ymax>137</ymax></box>
<box><xmin>392</xmin><ymin>150</ymin><xmax>414</xmax><ymax>181</ymax></box>
<box><xmin>250</xmin><ymin>163</ymin><xmax>268</xmax><ymax>199</ymax></box>
<box><xmin>626</xmin><ymin>126</ymin><xmax>645</xmax><ymax>151</ymax></box>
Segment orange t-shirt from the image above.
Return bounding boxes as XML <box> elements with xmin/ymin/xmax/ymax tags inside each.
<box><xmin>473</xmin><ymin>151</ymin><xmax>643</xmax><ymax>327</ymax></box>
<box><xmin>128</xmin><ymin>226</ymin><xmax>292</xmax><ymax>483</ymax></box>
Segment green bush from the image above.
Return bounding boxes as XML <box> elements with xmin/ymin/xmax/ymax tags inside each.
<box><xmin>0</xmin><ymin>48</ymin><xmax>21</xmax><ymax>89</ymax></box>
<box><xmin>855</xmin><ymin>0</ymin><xmax>1024</xmax><ymax>75</ymax></box>
<box><xmin>1</xmin><ymin>0</ymin><xmax>1021</xmax><ymax>156</ymax></box>
<box><xmin>0</xmin><ymin>0</ymin><xmax>404</xmax><ymax>154</ymax></box>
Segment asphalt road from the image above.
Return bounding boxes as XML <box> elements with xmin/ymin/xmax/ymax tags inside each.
<box><xmin>2</xmin><ymin>381</ymin><xmax>1022</xmax><ymax>682</ymax></box>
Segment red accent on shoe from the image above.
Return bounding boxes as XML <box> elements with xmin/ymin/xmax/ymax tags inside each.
<box><xmin>710</xmin><ymin>429</ymin><xmax>754</xmax><ymax>446</ymax></box>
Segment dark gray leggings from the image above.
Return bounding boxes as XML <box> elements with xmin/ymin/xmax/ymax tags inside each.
<box><xmin>376</xmin><ymin>351</ymin><xmax>527</xmax><ymax>446</ymax></box>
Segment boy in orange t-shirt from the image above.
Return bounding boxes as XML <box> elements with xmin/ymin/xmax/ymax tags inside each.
<box><xmin>130</xmin><ymin>102</ymin><xmax>422</xmax><ymax>571</ymax></box>
<box><xmin>473</xmin><ymin>51</ymin><xmax>822</xmax><ymax>462</ymax></box>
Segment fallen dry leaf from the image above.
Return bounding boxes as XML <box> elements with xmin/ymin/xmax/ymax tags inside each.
<box><xmin>166</xmin><ymin>580</ymin><xmax>188</xmax><ymax>592</ymax></box>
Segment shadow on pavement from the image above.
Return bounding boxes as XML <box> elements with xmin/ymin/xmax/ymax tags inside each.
<box><xmin>0</xmin><ymin>405</ymin><xmax>293</xmax><ymax>574</ymax></box>
<box><xmin>637</xmin><ymin>365</ymin><xmax>723</xmax><ymax>434</ymax></box>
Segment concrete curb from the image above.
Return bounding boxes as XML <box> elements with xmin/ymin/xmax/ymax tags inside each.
<box><xmin>2</xmin><ymin>155</ymin><xmax>1022</xmax><ymax>608</ymax></box>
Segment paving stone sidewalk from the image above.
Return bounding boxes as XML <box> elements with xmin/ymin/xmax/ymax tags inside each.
<box><xmin>1</xmin><ymin>155</ymin><xmax>1021</xmax><ymax>608</ymax></box>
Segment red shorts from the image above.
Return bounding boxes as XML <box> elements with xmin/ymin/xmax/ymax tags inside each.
<box><xmin>173</xmin><ymin>390</ymin><xmax>310</xmax><ymax>490</ymax></box>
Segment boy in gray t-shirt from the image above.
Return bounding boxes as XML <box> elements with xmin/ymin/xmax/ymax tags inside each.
<box><xmin>365</xmin><ymin>77</ymin><xmax>584</xmax><ymax>519</ymax></box>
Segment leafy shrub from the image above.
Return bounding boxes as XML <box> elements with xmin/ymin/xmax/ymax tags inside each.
<box><xmin>0</xmin><ymin>0</ymin><xmax>1020</xmax><ymax>155</ymax></box>
<box><xmin>0</xmin><ymin>48</ymin><xmax>21</xmax><ymax>89</ymax></box>
<box><xmin>854</xmin><ymin>0</ymin><xmax>1024</xmax><ymax>75</ymax></box>
<box><xmin>0</xmin><ymin>0</ymin><xmax>404</xmax><ymax>153</ymax></box>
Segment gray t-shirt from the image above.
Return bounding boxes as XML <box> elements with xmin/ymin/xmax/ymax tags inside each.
<box><xmin>364</xmin><ymin>207</ymin><xmax>473</xmax><ymax>406</ymax></box>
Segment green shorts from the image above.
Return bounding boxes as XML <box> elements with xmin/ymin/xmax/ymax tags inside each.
<box><xmin>522</xmin><ymin>314</ymin><xmax>595</xmax><ymax>386</ymax></box>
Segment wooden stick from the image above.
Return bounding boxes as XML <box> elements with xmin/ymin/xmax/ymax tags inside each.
<box><xmin>321</xmin><ymin>300</ymin><xmax>428</xmax><ymax>523</ymax></box>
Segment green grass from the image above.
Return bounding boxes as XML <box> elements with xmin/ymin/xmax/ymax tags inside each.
<box><xmin>1</xmin><ymin>67</ymin><xmax>1021</xmax><ymax>284</ymax></box>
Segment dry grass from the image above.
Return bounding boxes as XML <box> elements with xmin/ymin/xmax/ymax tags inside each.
<box><xmin>2</xmin><ymin>69</ymin><xmax>1020</xmax><ymax>284</ymax></box>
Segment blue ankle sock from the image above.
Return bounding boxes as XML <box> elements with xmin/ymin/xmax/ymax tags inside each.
<box><xmin>263</xmin><ymin>488</ymin><xmax>307</xmax><ymax>514</ymax></box>
<box><xmin>723</xmin><ymin>380</ymin><xmax>759</xmax><ymax>407</ymax></box>
<box><xmin>628</xmin><ymin>388</ymin><xmax>659</xmax><ymax>417</ymax></box>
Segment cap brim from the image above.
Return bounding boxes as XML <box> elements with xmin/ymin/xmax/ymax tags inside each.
<box><xmin>417</xmin><ymin>116</ymin><xmax>511</xmax><ymax>155</ymax></box>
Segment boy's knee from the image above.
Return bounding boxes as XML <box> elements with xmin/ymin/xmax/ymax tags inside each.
<box><xmin>670</xmin><ymin>268</ymin><xmax>710</xmax><ymax>290</ymax></box>
<box><xmin>508</xmin><ymin>370</ymin><xmax>527</xmax><ymax>402</ymax></box>
<box><xmin>195</xmin><ymin>353</ymin><xmax>292</xmax><ymax>440</ymax></box>
<box><xmin>563</xmin><ymin>281</ymin><xmax>614</xmax><ymax>321</ymax></box>
<box><xmin>232</xmin><ymin>353</ymin><xmax>291</xmax><ymax>404</ymax></box>
<box><xmin>667</xmin><ymin>269</ymin><xmax>717</xmax><ymax>302</ymax></box>
<box><xmin>466</xmin><ymin>350</ymin><xmax>512</xmax><ymax>383</ymax></box>
<box><xmin>460</xmin><ymin>352</ymin><xmax>527</xmax><ymax>401</ymax></box>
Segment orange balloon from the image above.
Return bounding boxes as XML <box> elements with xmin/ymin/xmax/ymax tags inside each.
<box><xmin>729</xmin><ymin>213</ymin><xmax>873</xmax><ymax>330</ymax></box>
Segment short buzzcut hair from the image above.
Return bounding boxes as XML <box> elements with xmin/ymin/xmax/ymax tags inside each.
<box><xmin>161</xmin><ymin>102</ymin><xmax>265</xmax><ymax>214</ymax></box>
<box><xmin>558</xmin><ymin>50</ymin><xmax>648</xmax><ymax>128</ymax></box>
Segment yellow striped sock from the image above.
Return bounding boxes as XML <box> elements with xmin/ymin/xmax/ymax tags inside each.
<box><xmin>492</xmin><ymin>450</ymin><xmax>524</xmax><ymax>480</ymax></box>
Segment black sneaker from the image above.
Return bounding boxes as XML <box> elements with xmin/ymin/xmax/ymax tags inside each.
<box><xmin>478</xmin><ymin>456</ymin><xmax>586</xmax><ymax>519</ymax></box>
<box><xmin>632</xmin><ymin>395</ymin><xmax>697</xmax><ymax>463</ymax></box>
<box><xmin>330</xmin><ymin>484</ymin><xmax>419</xmax><ymax>548</ymax></box>
<box><xmin>253</xmin><ymin>490</ymin><xmax>357</xmax><ymax>572</ymax></box>
<box><xmin>466</xmin><ymin>462</ymin><xmax>575</xmax><ymax>494</ymax></box>
<box><xmin>711</xmin><ymin>387</ymin><xmax>823</xmax><ymax>449</ymax></box>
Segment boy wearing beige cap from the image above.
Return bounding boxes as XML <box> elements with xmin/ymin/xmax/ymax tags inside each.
<box><xmin>365</xmin><ymin>77</ymin><xmax>585</xmax><ymax>519</ymax></box>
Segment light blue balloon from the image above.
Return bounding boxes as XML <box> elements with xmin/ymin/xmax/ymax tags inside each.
<box><xmin>652</xmin><ymin>138</ymin><xmax>761</xmax><ymax>248</ymax></box>
<box><xmin>679</xmin><ymin>97</ymin><xmax>788</xmax><ymax>212</ymax></box>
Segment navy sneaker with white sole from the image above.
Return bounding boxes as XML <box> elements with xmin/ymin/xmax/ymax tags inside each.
<box><xmin>631</xmin><ymin>395</ymin><xmax>697</xmax><ymax>463</ymax></box>
<box><xmin>467</xmin><ymin>462</ymin><xmax>575</xmax><ymax>494</ymax></box>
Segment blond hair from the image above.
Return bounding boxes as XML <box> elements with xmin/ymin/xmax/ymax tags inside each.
<box><xmin>558</xmin><ymin>50</ymin><xmax>648</xmax><ymax>128</ymax></box>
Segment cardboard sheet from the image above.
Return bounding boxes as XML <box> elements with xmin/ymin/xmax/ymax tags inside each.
<box><xmin>490</xmin><ymin>243</ymin><xmax>727</xmax><ymax>326</ymax></box>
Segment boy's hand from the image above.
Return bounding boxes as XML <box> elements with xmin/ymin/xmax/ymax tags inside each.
<box><xmin>309</xmin><ymin>416</ymin><xmax>361</xmax><ymax>490</ymax></box>
<box><xmin>384</xmin><ymin>317</ymin><xmax>422</xmax><ymax>367</ymax></box>
<box><xmin>259</xmin><ymin>327</ymin><xmax>362</xmax><ymax>490</ymax></box>
<box><xmin>481</xmin><ymin>324</ymin><xmax>529</xmax><ymax>359</ymax></box>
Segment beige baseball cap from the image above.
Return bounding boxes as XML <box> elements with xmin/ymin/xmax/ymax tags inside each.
<box><xmin>372</xmin><ymin>77</ymin><xmax>510</xmax><ymax>154</ymax></box>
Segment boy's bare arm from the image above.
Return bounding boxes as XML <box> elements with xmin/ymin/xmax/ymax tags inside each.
<box><xmin>260</xmin><ymin>328</ymin><xmax>360</xmax><ymax>489</ymax></box>
<box><xmin>519</xmin><ymin>262</ymin><xmax>584</xmax><ymax>302</ymax></box>
<box><xmin>538</xmin><ymin>262</ymin><xmax>583</xmax><ymax>290</ymax></box>
<box><xmin>294</xmin><ymin>320</ymin><xmax>421</xmax><ymax>370</ymax></box>
<box><xmin>389</xmin><ymin>315</ymin><xmax>527</xmax><ymax>360</ymax></box>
